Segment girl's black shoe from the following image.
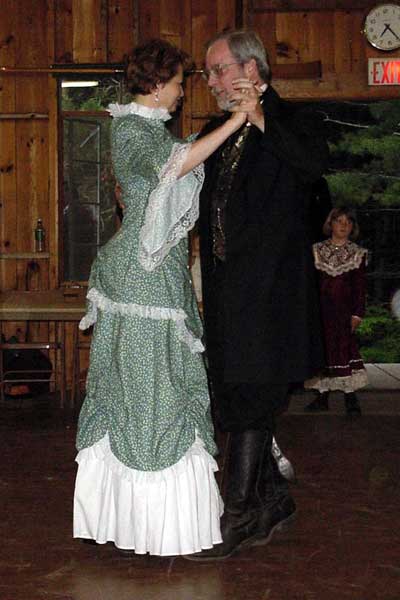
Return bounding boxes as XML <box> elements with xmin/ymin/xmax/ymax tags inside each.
<box><xmin>304</xmin><ymin>392</ymin><xmax>329</xmax><ymax>412</ymax></box>
<box><xmin>345</xmin><ymin>393</ymin><xmax>362</xmax><ymax>416</ymax></box>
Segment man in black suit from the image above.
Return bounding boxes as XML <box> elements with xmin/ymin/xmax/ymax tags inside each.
<box><xmin>189</xmin><ymin>30</ymin><xmax>329</xmax><ymax>559</ymax></box>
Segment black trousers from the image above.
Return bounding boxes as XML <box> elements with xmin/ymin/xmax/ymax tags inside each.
<box><xmin>209</xmin><ymin>375</ymin><xmax>289</xmax><ymax>433</ymax></box>
<box><xmin>204</xmin><ymin>260</ymin><xmax>289</xmax><ymax>432</ymax></box>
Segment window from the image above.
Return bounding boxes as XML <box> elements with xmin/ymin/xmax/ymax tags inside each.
<box><xmin>60</xmin><ymin>73</ymin><xmax>126</xmax><ymax>281</ymax></box>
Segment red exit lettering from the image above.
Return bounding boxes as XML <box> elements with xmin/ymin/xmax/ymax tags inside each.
<box><xmin>369</xmin><ymin>59</ymin><xmax>400</xmax><ymax>85</ymax></box>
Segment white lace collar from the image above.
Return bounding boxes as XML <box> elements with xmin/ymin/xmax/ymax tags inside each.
<box><xmin>107</xmin><ymin>101</ymin><xmax>172</xmax><ymax>121</ymax></box>
<box><xmin>313</xmin><ymin>240</ymin><xmax>368</xmax><ymax>277</ymax></box>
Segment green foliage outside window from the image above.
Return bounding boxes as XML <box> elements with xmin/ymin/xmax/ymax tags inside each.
<box><xmin>357</xmin><ymin>304</ymin><xmax>400</xmax><ymax>363</ymax></box>
<box><xmin>61</xmin><ymin>77</ymin><xmax>129</xmax><ymax>112</ymax></box>
<box><xmin>326</xmin><ymin>99</ymin><xmax>400</xmax><ymax>207</ymax></box>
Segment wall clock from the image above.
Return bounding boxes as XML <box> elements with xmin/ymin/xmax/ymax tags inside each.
<box><xmin>363</xmin><ymin>3</ymin><xmax>400</xmax><ymax>50</ymax></box>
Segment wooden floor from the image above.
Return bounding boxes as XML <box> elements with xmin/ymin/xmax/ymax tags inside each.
<box><xmin>1</xmin><ymin>391</ymin><xmax>399</xmax><ymax>600</ymax></box>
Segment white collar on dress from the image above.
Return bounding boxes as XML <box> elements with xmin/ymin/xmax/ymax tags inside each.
<box><xmin>107</xmin><ymin>101</ymin><xmax>172</xmax><ymax>121</ymax></box>
<box><xmin>313</xmin><ymin>240</ymin><xmax>368</xmax><ymax>276</ymax></box>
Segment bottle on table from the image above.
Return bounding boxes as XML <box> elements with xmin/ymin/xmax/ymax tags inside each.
<box><xmin>34</xmin><ymin>218</ymin><xmax>45</xmax><ymax>252</ymax></box>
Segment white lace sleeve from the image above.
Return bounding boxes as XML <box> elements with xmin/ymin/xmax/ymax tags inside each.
<box><xmin>138</xmin><ymin>142</ymin><xmax>204</xmax><ymax>272</ymax></box>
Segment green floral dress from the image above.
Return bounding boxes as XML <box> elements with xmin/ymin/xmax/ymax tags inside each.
<box><xmin>73</xmin><ymin>102</ymin><xmax>222</xmax><ymax>556</ymax></box>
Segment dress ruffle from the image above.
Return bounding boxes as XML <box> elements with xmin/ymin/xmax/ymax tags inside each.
<box><xmin>73</xmin><ymin>434</ymin><xmax>223</xmax><ymax>556</ymax></box>
<box><xmin>305</xmin><ymin>367</ymin><xmax>368</xmax><ymax>393</ymax></box>
<box><xmin>79</xmin><ymin>287</ymin><xmax>204</xmax><ymax>354</ymax></box>
<box><xmin>138</xmin><ymin>143</ymin><xmax>204</xmax><ymax>272</ymax></box>
<box><xmin>107</xmin><ymin>101</ymin><xmax>172</xmax><ymax>122</ymax></box>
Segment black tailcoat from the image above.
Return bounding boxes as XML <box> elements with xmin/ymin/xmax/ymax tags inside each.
<box><xmin>199</xmin><ymin>86</ymin><xmax>329</xmax><ymax>384</ymax></box>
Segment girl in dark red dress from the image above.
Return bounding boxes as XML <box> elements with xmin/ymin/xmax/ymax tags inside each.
<box><xmin>305</xmin><ymin>207</ymin><xmax>368</xmax><ymax>416</ymax></box>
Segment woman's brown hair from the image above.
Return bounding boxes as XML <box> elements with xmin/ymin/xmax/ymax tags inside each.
<box><xmin>323</xmin><ymin>206</ymin><xmax>360</xmax><ymax>240</ymax></box>
<box><xmin>126</xmin><ymin>39</ymin><xmax>191</xmax><ymax>95</ymax></box>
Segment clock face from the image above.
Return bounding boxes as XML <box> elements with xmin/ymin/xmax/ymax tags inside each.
<box><xmin>364</xmin><ymin>3</ymin><xmax>400</xmax><ymax>50</ymax></box>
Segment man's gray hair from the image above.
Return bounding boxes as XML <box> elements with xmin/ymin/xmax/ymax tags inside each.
<box><xmin>206</xmin><ymin>29</ymin><xmax>271</xmax><ymax>83</ymax></box>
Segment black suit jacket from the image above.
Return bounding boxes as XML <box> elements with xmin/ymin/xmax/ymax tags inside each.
<box><xmin>199</xmin><ymin>86</ymin><xmax>329</xmax><ymax>384</ymax></box>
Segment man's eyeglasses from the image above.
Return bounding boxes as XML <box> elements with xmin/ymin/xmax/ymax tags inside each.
<box><xmin>201</xmin><ymin>62</ymin><xmax>242</xmax><ymax>81</ymax></box>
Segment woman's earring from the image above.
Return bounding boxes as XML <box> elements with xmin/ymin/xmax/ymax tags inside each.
<box><xmin>154</xmin><ymin>89</ymin><xmax>160</xmax><ymax>103</ymax></box>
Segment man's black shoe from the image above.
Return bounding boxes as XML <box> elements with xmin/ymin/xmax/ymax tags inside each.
<box><xmin>255</xmin><ymin>495</ymin><xmax>297</xmax><ymax>545</ymax></box>
<box><xmin>183</xmin><ymin>509</ymin><xmax>259</xmax><ymax>561</ymax></box>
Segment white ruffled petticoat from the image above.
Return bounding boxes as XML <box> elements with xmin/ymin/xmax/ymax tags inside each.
<box><xmin>73</xmin><ymin>434</ymin><xmax>224</xmax><ymax>556</ymax></box>
<box><xmin>305</xmin><ymin>367</ymin><xmax>368</xmax><ymax>393</ymax></box>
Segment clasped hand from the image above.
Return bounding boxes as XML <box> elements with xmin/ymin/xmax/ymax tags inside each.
<box><xmin>227</xmin><ymin>78</ymin><xmax>265</xmax><ymax>130</ymax></box>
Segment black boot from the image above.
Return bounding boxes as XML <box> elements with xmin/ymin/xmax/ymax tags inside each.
<box><xmin>184</xmin><ymin>429</ymin><xmax>265</xmax><ymax>561</ymax></box>
<box><xmin>304</xmin><ymin>391</ymin><xmax>329</xmax><ymax>412</ymax></box>
<box><xmin>254</xmin><ymin>431</ymin><xmax>296</xmax><ymax>544</ymax></box>
<box><xmin>345</xmin><ymin>392</ymin><xmax>361</xmax><ymax>417</ymax></box>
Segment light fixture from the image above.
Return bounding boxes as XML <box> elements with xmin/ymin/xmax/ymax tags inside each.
<box><xmin>61</xmin><ymin>81</ymin><xmax>99</xmax><ymax>88</ymax></box>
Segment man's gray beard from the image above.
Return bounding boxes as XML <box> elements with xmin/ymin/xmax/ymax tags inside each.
<box><xmin>219</xmin><ymin>98</ymin><xmax>237</xmax><ymax>111</ymax></box>
<box><xmin>212</xmin><ymin>90</ymin><xmax>234</xmax><ymax>111</ymax></box>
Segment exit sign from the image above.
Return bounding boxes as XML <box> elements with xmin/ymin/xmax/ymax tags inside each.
<box><xmin>368</xmin><ymin>58</ymin><xmax>400</xmax><ymax>85</ymax></box>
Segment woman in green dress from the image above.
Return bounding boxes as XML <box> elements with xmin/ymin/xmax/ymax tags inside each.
<box><xmin>73</xmin><ymin>39</ymin><xmax>247</xmax><ymax>556</ymax></box>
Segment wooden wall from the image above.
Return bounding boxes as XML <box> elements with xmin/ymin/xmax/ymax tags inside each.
<box><xmin>244</xmin><ymin>0</ymin><xmax>400</xmax><ymax>102</ymax></box>
<box><xmin>1</xmin><ymin>0</ymin><xmax>399</xmax><ymax>390</ymax></box>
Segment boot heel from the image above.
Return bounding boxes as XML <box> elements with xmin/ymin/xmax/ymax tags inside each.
<box><xmin>253</xmin><ymin>508</ymin><xmax>297</xmax><ymax>546</ymax></box>
<box><xmin>275</xmin><ymin>510</ymin><xmax>297</xmax><ymax>531</ymax></box>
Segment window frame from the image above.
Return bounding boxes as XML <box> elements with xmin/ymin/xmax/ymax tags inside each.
<box><xmin>56</xmin><ymin>67</ymin><xmax>125</xmax><ymax>284</ymax></box>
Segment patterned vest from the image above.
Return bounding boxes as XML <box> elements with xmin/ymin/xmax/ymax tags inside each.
<box><xmin>210</xmin><ymin>123</ymin><xmax>251</xmax><ymax>261</ymax></box>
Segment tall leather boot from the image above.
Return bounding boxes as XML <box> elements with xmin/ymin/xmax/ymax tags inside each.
<box><xmin>184</xmin><ymin>429</ymin><xmax>265</xmax><ymax>561</ymax></box>
<box><xmin>255</xmin><ymin>431</ymin><xmax>296</xmax><ymax>544</ymax></box>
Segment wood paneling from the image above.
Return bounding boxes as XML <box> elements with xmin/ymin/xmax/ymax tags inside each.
<box><xmin>316</xmin><ymin>10</ymin><xmax>335</xmax><ymax>72</ymax></box>
<box><xmin>217</xmin><ymin>0</ymin><xmax>236</xmax><ymax>31</ymax></box>
<box><xmin>16</xmin><ymin>122</ymin><xmax>49</xmax><ymax>254</ymax></box>
<box><xmin>54</xmin><ymin>0</ymin><xmax>74</xmax><ymax>63</ymax></box>
<box><xmin>47</xmin><ymin>1</ymin><xmax>59</xmax><ymax>290</ymax></box>
<box><xmin>15</xmin><ymin>75</ymin><xmax>49</xmax><ymax>113</ymax></box>
<box><xmin>334</xmin><ymin>10</ymin><xmax>354</xmax><ymax>73</ymax></box>
<box><xmin>108</xmin><ymin>0</ymin><xmax>138</xmax><ymax>62</ymax></box>
<box><xmin>15</xmin><ymin>0</ymin><xmax>48</xmax><ymax>68</ymax></box>
<box><xmin>72</xmin><ymin>0</ymin><xmax>108</xmax><ymax>62</ymax></box>
<box><xmin>160</xmin><ymin>0</ymin><xmax>182</xmax><ymax>35</ymax></box>
<box><xmin>252</xmin><ymin>0</ymin><xmax>378</xmax><ymax>10</ymax></box>
<box><xmin>0</xmin><ymin>120</ymin><xmax>17</xmax><ymax>292</ymax></box>
<box><xmin>0</xmin><ymin>75</ymin><xmax>17</xmax><ymax>114</ymax></box>
<box><xmin>0</xmin><ymin>1</ymin><xmax>17</xmax><ymax>292</ymax></box>
<box><xmin>181</xmin><ymin>0</ymin><xmax>193</xmax><ymax>136</ymax></box>
<box><xmin>250</xmin><ymin>12</ymin><xmax>277</xmax><ymax>64</ymax></box>
<box><xmin>275</xmin><ymin>12</ymin><xmax>306</xmax><ymax>62</ymax></box>
<box><xmin>192</xmin><ymin>0</ymin><xmax>220</xmax><ymax>116</ymax></box>
<box><xmin>0</xmin><ymin>0</ymin><xmax>16</xmax><ymax>68</ymax></box>
<box><xmin>0</xmin><ymin>0</ymin><xmax>17</xmax><ymax>114</ymax></box>
<box><xmin>138</xmin><ymin>0</ymin><xmax>161</xmax><ymax>41</ymax></box>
